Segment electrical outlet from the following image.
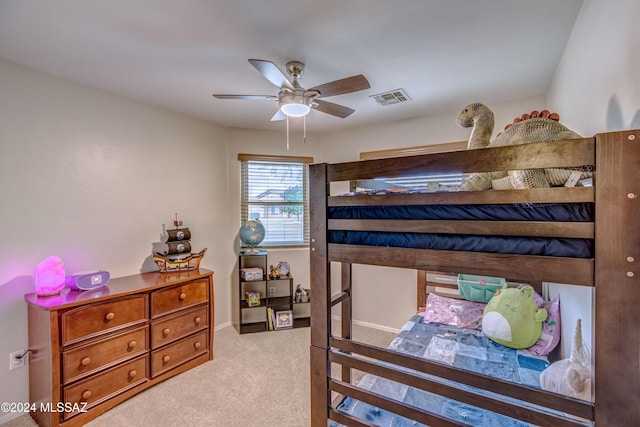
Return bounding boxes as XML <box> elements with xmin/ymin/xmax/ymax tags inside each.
<box><xmin>9</xmin><ymin>349</ymin><xmax>27</xmax><ymax>370</ymax></box>
<box><xmin>269</xmin><ymin>286</ymin><xmax>276</xmax><ymax>296</ymax></box>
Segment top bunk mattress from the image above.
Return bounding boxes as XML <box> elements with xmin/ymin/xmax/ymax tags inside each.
<box><xmin>329</xmin><ymin>201</ymin><xmax>593</xmax><ymax>222</ymax></box>
<box><xmin>328</xmin><ymin>201</ymin><xmax>594</xmax><ymax>258</ymax></box>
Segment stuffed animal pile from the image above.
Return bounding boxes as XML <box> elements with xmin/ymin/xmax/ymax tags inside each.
<box><xmin>456</xmin><ymin>103</ymin><xmax>591</xmax><ymax>191</ymax></box>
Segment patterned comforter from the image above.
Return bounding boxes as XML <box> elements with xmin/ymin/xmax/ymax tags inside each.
<box><xmin>334</xmin><ymin>315</ymin><xmax>550</xmax><ymax>427</ymax></box>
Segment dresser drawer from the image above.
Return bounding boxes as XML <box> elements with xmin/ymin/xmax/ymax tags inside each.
<box><xmin>62</xmin><ymin>295</ymin><xmax>148</xmax><ymax>345</ymax></box>
<box><xmin>151</xmin><ymin>305</ymin><xmax>208</xmax><ymax>349</ymax></box>
<box><xmin>151</xmin><ymin>330</ymin><xmax>208</xmax><ymax>377</ymax></box>
<box><xmin>62</xmin><ymin>355</ymin><xmax>148</xmax><ymax>420</ymax></box>
<box><xmin>150</xmin><ymin>280</ymin><xmax>208</xmax><ymax>318</ymax></box>
<box><xmin>62</xmin><ymin>326</ymin><xmax>149</xmax><ymax>384</ymax></box>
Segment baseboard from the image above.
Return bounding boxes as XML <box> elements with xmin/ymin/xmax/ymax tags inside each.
<box><xmin>331</xmin><ymin>315</ymin><xmax>401</xmax><ymax>334</ymax></box>
<box><xmin>214</xmin><ymin>320</ymin><xmax>234</xmax><ymax>331</ymax></box>
<box><xmin>0</xmin><ymin>411</ymin><xmax>24</xmax><ymax>425</ymax></box>
<box><xmin>214</xmin><ymin>318</ymin><xmax>400</xmax><ymax>334</ymax></box>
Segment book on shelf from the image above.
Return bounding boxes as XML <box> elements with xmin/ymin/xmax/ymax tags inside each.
<box><xmin>267</xmin><ymin>307</ymin><xmax>275</xmax><ymax>331</ymax></box>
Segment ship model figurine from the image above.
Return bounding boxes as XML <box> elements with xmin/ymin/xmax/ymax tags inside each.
<box><xmin>154</xmin><ymin>213</ymin><xmax>207</xmax><ymax>272</ymax></box>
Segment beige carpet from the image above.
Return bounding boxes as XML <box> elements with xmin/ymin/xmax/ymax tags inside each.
<box><xmin>3</xmin><ymin>324</ymin><xmax>396</xmax><ymax>427</ymax></box>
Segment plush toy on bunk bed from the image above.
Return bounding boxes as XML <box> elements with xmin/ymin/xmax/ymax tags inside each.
<box><xmin>456</xmin><ymin>103</ymin><xmax>592</xmax><ymax>191</ymax></box>
<box><xmin>540</xmin><ymin>319</ymin><xmax>592</xmax><ymax>401</ymax></box>
<box><xmin>481</xmin><ymin>285</ymin><xmax>548</xmax><ymax>349</ymax></box>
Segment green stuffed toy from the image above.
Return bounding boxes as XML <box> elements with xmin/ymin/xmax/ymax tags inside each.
<box><xmin>482</xmin><ymin>285</ymin><xmax>548</xmax><ymax>349</ymax></box>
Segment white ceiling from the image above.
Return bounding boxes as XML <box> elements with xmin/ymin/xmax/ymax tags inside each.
<box><xmin>0</xmin><ymin>0</ymin><xmax>584</xmax><ymax>133</ymax></box>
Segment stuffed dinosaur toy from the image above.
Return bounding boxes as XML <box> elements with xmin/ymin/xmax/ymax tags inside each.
<box><xmin>456</xmin><ymin>103</ymin><xmax>590</xmax><ymax>191</ymax></box>
<box><xmin>540</xmin><ymin>319</ymin><xmax>592</xmax><ymax>401</ymax></box>
<box><xmin>482</xmin><ymin>285</ymin><xmax>548</xmax><ymax>349</ymax></box>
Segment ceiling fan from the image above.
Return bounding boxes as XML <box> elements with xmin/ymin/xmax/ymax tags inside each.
<box><xmin>212</xmin><ymin>59</ymin><xmax>371</xmax><ymax>121</ymax></box>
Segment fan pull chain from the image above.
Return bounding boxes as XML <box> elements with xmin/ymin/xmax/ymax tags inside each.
<box><xmin>303</xmin><ymin>115</ymin><xmax>307</xmax><ymax>144</ymax></box>
<box><xmin>286</xmin><ymin>116</ymin><xmax>290</xmax><ymax>150</ymax></box>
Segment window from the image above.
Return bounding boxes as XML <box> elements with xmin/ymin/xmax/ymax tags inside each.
<box><xmin>361</xmin><ymin>172</ymin><xmax>466</xmax><ymax>190</ymax></box>
<box><xmin>358</xmin><ymin>141</ymin><xmax>468</xmax><ymax>191</ymax></box>
<box><xmin>239</xmin><ymin>154</ymin><xmax>313</xmax><ymax>247</ymax></box>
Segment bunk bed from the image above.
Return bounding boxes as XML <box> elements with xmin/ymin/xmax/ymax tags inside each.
<box><xmin>309</xmin><ymin>129</ymin><xmax>639</xmax><ymax>426</ymax></box>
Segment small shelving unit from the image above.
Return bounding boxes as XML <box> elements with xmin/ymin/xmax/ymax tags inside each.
<box><xmin>238</xmin><ymin>250</ymin><xmax>310</xmax><ymax>334</ymax></box>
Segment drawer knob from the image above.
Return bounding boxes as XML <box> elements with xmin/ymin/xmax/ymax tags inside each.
<box><xmin>81</xmin><ymin>390</ymin><xmax>92</xmax><ymax>400</ymax></box>
<box><xmin>105</xmin><ymin>312</ymin><xmax>115</xmax><ymax>321</ymax></box>
<box><xmin>128</xmin><ymin>340</ymin><xmax>137</xmax><ymax>349</ymax></box>
<box><xmin>194</xmin><ymin>317</ymin><xmax>201</xmax><ymax>325</ymax></box>
<box><xmin>80</xmin><ymin>357</ymin><xmax>91</xmax><ymax>366</ymax></box>
<box><xmin>163</xmin><ymin>328</ymin><xmax>171</xmax><ymax>336</ymax></box>
<box><xmin>194</xmin><ymin>341</ymin><xmax>201</xmax><ymax>350</ymax></box>
<box><xmin>162</xmin><ymin>355</ymin><xmax>171</xmax><ymax>363</ymax></box>
<box><xmin>128</xmin><ymin>369</ymin><xmax>137</xmax><ymax>378</ymax></box>
<box><xmin>179</xmin><ymin>292</ymin><xmax>187</xmax><ymax>301</ymax></box>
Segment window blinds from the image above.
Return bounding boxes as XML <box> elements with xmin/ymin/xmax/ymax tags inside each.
<box><xmin>239</xmin><ymin>154</ymin><xmax>312</xmax><ymax>247</ymax></box>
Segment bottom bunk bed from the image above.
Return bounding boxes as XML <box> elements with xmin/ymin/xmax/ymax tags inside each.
<box><xmin>331</xmin><ymin>273</ymin><xmax>572</xmax><ymax>427</ymax></box>
<box><xmin>333</xmin><ymin>317</ymin><xmax>553</xmax><ymax>426</ymax></box>
<box><xmin>309</xmin><ymin>129</ymin><xmax>639</xmax><ymax>426</ymax></box>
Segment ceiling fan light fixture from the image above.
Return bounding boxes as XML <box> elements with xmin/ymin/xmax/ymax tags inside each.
<box><xmin>213</xmin><ymin>59</ymin><xmax>370</xmax><ymax>121</ymax></box>
<box><xmin>279</xmin><ymin>93</ymin><xmax>311</xmax><ymax>117</ymax></box>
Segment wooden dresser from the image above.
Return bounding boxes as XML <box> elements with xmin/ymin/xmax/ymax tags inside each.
<box><xmin>24</xmin><ymin>269</ymin><xmax>214</xmax><ymax>427</ymax></box>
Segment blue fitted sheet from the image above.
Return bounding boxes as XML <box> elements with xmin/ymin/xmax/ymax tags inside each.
<box><xmin>328</xmin><ymin>203</ymin><xmax>594</xmax><ymax>258</ymax></box>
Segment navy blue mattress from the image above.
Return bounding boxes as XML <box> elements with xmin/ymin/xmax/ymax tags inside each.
<box><xmin>329</xmin><ymin>203</ymin><xmax>594</xmax><ymax>258</ymax></box>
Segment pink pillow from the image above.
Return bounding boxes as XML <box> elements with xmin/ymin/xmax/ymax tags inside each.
<box><xmin>421</xmin><ymin>293</ymin><xmax>486</xmax><ymax>330</ymax></box>
<box><xmin>528</xmin><ymin>294</ymin><xmax>561</xmax><ymax>356</ymax></box>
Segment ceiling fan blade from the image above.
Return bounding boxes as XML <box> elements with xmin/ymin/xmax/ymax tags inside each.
<box><xmin>308</xmin><ymin>74</ymin><xmax>370</xmax><ymax>98</ymax></box>
<box><xmin>312</xmin><ymin>99</ymin><xmax>355</xmax><ymax>118</ymax></box>
<box><xmin>212</xmin><ymin>94</ymin><xmax>275</xmax><ymax>100</ymax></box>
<box><xmin>249</xmin><ymin>59</ymin><xmax>294</xmax><ymax>90</ymax></box>
<box><xmin>270</xmin><ymin>109</ymin><xmax>286</xmax><ymax>121</ymax></box>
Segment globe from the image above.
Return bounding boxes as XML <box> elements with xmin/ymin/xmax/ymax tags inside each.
<box><xmin>239</xmin><ymin>219</ymin><xmax>266</xmax><ymax>253</ymax></box>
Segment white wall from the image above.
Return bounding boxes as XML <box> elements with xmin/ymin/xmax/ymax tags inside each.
<box><xmin>549</xmin><ymin>0</ymin><xmax>640</xmax><ymax>135</ymax></box>
<box><xmin>0</xmin><ymin>58</ymin><xmax>230</xmax><ymax>423</ymax></box>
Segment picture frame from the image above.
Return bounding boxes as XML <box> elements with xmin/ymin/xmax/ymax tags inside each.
<box><xmin>275</xmin><ymin>310</ymin><xmax>293</xmax><ymax>329</ymax></box>
<box><xmin>276</xmin><ymin>260</ymin><xmax>290</xmax><ymax>277</ymax></box>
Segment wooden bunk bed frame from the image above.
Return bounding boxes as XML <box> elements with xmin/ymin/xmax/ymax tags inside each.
<box><xmin>309</xmin><ymin>129</ymin><xmax>639</xmax><ymax>426</ymax></box>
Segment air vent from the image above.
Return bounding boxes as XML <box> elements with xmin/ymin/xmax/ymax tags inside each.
<box><xmin>370</xmin><ymin>89</ymin><xmax>411</xmax><ymax>106</ymax></box>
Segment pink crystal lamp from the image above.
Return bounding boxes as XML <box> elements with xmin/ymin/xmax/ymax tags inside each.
<box><xmin>34</xmin><ymin>256</ymin><xmax>66</xmax><ymax>296</ymax></box>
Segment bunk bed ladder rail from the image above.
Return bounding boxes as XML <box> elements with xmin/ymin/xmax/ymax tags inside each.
<box><xmin>310</xmin><ymin>162</ymin><xmax>332</xmax><ymax>426</ymax></box>
<box><xmin>593</xmin><ymin>129</ymin><xmax>640</xmax><ymax>425</ymax></box>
